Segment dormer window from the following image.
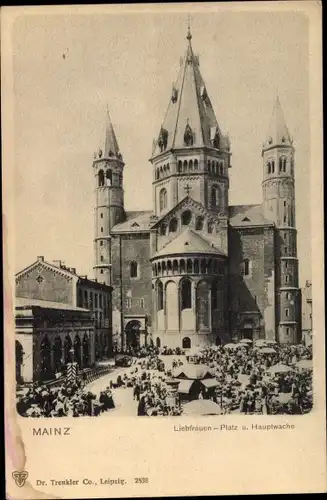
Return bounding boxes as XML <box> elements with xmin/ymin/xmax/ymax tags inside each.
<box><xmin>281</xmin><ymin>136</ymin><xmax>285</xmax><ymax>143</ymax></box>
<box><xmin>268</xmin><ymin>137</ymin><xmax>273</xmax><ymax>144</ymax></box>
<box><xmin>184</xmin><ymin>124</ymin><xmax>194</xmax><ymax>146</ymax></box>
<box><xmin>201</xmin><ymin>86</ymin><xmax>208</xmax><ymax>101</ymax></box>
<box><xmin>171</xmin><ymin>87</ymin><xmax>178</xmax><ymax>104</ymax></box>
<box><xmin>213</xmin><ymin>131</ymin><xmax>220</xmax><ymax>149</ymax></box>
<box><xmin>158</xmin><ymin>127</ymin><xmax>168</xmax><ymax>153</ymax></box>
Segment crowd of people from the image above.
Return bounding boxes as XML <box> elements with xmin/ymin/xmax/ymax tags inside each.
<box><xmin>110</xmin><ymin>347</ymin><xmax>183</xmax><ymax>416</ymax></box>
<box><xmin>17</xmin><ymin>341</ymin><xmax>313</xmax><ymax>417</ymax></box>
<box><xmin>179</xmin><ymin>342</ymin><xmax>313</xmax><ymax>415</ymax></box>
<box><xmin>16</xmin><ymin>378</ymin><xmax>115</xmax><ymax>417</ymax></box>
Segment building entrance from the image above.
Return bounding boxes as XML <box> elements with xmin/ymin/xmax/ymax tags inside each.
<box><xmin>125</xmin><ymin>320</ymin><xmax>141</xmax><ymax>348</ymax></box>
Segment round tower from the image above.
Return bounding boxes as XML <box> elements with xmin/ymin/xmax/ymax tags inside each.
<box><xmin>262</xmin><ymin>96</ymin><xmax>300</xmax><ymax>344</ymax></box>
<box><xmin>93</xmin><ymin>108</ymin><xmax>125</xmax><ymax>285</ymax></box>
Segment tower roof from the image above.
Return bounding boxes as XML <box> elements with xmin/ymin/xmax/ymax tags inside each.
<box><xmin>151</xmin><ymin>227</ymin><xmax>226</xmax><ymax>260</ymax></box>
<box><xmin>98</xmin><ymin>106</ymin><xmax>122</xmax><ymax>159</ymax></box>
<box><xmin>263</xmin><ymin>96</ymin><xmax>292</xmax><ymax>150</ymax></box>
<box><xmin>152</xmin><ymin>27</ymin><xmax>229</xmax><ymax>157</ymax></box>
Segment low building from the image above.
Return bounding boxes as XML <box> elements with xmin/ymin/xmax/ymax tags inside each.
<box><xmin>15</xmin><ymin>256</ymin><xmax>113</xmax><ymax>383</ymax></box>
<box><xmin>301</xmin><ymin>281</ymin><xmax>312</xmax><ymax>346</ymax></box>
<box><xmin>15</xmin><ymin>297</ymin><xmax>94</xmax><ymax>383</ymax></box>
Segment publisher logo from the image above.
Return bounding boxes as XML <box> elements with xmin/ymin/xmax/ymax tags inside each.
<box><xmin>12</xmin><ymin>471</ymin><xmax>28</xmax><ymax>487</ymax></box>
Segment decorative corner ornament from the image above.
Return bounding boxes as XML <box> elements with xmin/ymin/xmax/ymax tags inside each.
<box><xmin>12</xmin><ymin>470</ymin><xmax>28</xmax><ymax>487</ymax></box>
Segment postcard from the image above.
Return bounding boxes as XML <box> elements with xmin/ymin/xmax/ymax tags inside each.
<box><xmin>3</xmin><ymin>2</ymin><xmax>326</xmax><ymax>498</ymax></box>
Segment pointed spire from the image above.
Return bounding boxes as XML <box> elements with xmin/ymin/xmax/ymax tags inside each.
<box><xmin>103</xmin><ymin>105</ymin><xmax>121</xmax><ymax>159</ymax></box>
<box><xmin>263</xmin><ymin>95</ymin><xmax>292</xmax><ymax>150</ymax></box>
<box><xmin>187</xmin><ymin>14</ymin><xmax>192</xmax><ymax>42</ymax></box>
<box><xmin>151</xmin><ymin>28</ymin><xmax>228</xmax><ymax>157</ymax></box>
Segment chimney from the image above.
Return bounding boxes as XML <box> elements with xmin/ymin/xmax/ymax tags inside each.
<box><xmin>37</xmin><ymin>256</ymin><xmax>44</xmax><ymax>262</ymax></box>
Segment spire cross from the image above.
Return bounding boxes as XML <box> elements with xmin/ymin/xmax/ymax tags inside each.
<box><xmin>184</xmin><ymin>184</ymin><xmax>192</xmax><ymax>196</ymax></box>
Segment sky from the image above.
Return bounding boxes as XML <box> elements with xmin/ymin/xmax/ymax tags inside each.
<box><xmin>13</xmin><ymin>7</ymin><xmax>311</xmax><ymax>285</ymax></box>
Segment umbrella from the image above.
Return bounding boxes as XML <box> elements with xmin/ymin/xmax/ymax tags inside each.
<box><xmin>266</xmin><ymin>364</ymin><xmax>294</xmax><ymax>374</ymax></box>
<box><xmin>259</xmin><ymin>347</ymin><xmax>276</xmax><ymax>354</ymax></box>
<box><xmin>276</xmin><ymin>393</ymin><xmax>292</xmax><ymax>404</ymax></box>
<box><xmin>295</xmin><ymin>359</ymin><xmax>313</xmax><ymax>370</ymax></box>
<box><xmin>265</xmin><ymin>340</ymin><xmax>277</xmax><ymax>345</ymax></box>
<box><xmin>223</xmin><ymin>343</ymin><xmax>239</xmax><ymax>350</ymax></box>
<box><xmin>183</xmin><ymin>399</ymin><xmax>222</xmax><ymax>416</ymax></box>
<box><xmin>254</xmin><ymin>339</ymin><xmax>267</xmax><ymax>347</ymax></box>
<box><xmin>240</xmin><ymin>339</ymin><xmax>253</xmax><ymax>344</ymax></box>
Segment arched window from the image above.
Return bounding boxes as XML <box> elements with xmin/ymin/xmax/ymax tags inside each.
<box><xmin>178</xmin><ymin>160</ymin><xmax>182</xmax><ymax>173</ymax></box>
<box><xmin>157</xmin><ymin>281</ymin><xmax>163</xmax><ymax>310</ymax></box>
<box><xmin>240</xmin><ymin>259</ymin><xmax>251</xmax><ymax>276</ymax></box>
<box><xmin>98</xmin><ymin>170</ymin><xmax>105</xmax><ymax>187</ymax></box>
<box><xmin>211</xmin><ymin>186</ymin><xmax>219</xmax><ymax>208</ymax></box>
<box><xmin>159</xmin><ymin>188</ymin><xmax>167</xmax><ymax>212</ymax></box>
<box><xmin>182</xmin><ymin>337</ymin><xmax>191</xmax><ymax>349</ymax></box>
<box><xmin>186</xmin><ymin>259</ymin><xmax>193</xmax><ymax>274</ymax></box>
<box><xmin>160</xmin><ymin>223</ymin><xmax>167</xmax><ymax>236</ymax></box>
<box><xmin>163</xmin><ymin>165</ymin><xmax>167</xmax><ymax>176</ymax></box>
<box><xmin>271</xmin><ymin>160</ymin><xmax>275</xmax><ymax>173</ymax></box>
<box><xmin>208</xmin><ymin>221</ymin><xmax>214</xmax><ymax>233</ymax></box>
<box><xmin>283</xmin><ymin>158</ymin><xmax>287</xmax><ymax>172</ymax></box>
<box><xmin>181</xmin><ymin>210</ymin><xmax>192</xmax><ymax>225</ymax></box>
<box><xmin>130</xmin><ymin>261</ymin><xmax>138</xmax><ymax>278</ymax></box>
<box><xmin>267</xmin><ymin>162</ymin><xmax>271</xmax><ymax>174</ymax></box>
<box><xmin>212</xmin><ymin>279</ymin><xmax>219</xmax><ymax>310</ymax></box>
<box><xmin>181</xmin><ymin>279</ymin><xmax>192</xmax><ymax>309</ymax></box>
<box><xmin>194</xmin><ymin>259</ymin><xmax>199</xmax><ymax>274</ymax></box>
<box><xmin>169</xmin><ymin>218</ymin><xmax>178</xmax><ymax>232</ymax></box>
<box><xmin>155</xmin><ymin>168</ymin><xmax>159</xmax><ymax>180</ymax></box>
<box><xmin>219</xmin><ymin>163</ymin><xmax>224</xmax><ymax>175</ymax></box>
<box><xmin>189</xmin><ymin>159</ymin><xmax>193</xmax><ymax>171</ymax></box>
<box><xmin>180</xmin><ymin>259</ymin><xmax>186</xmax><ymax>274</ymax></box>
<box><xmin>160</xmin><ymin>166</ymin><xmax>163</xmax><ymax>178</ymax></box>
<box><xmin>183</xmin><ymin>160</ymin><xmax>188</xmax><ymax>172</ymax></box>
<box><xmin>173</xmin><ymin>260</ymin><xmax>178</xmax><ymax>274</ymax></box>
<box><xmin>106</xmin><ymin>170</ymin><xmax>112</xmax><ymax>186</ymax></box>
<box><xmin>194</xmin><ymin>159</ymin><xmax>199</xmax><ymax>170</ymax></box>
<box><xmin>167</xmin><ymin>163</ymin><xmax>170</xmax><ymax>174</ymax></box>
<box><xmin>195</xmin><ymin>216</ymin><xmax>204</xmax><ymax>230</ymax></box>
<box><xmin>208</xmin><ymin>160</ymin><xmax>211</xmax><ymax>173</ymax></box>
<box><xmin>167</xmin><ymin>260</ymin><xmax>172</xmax><ymax>273</ymax></box>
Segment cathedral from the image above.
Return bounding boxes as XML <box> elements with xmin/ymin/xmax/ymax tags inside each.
<box><xmin>92</xmin><ymin>27</ymin><xmax>301</xmax><ymax>350</ymax></box>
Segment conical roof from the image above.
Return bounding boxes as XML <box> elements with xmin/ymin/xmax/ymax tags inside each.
<box><xmin>263</xmin><ymin>96</ymin><xmax>292</xmax><ymax>150</ymax></box>
<box><xmin>100</xmin><ymin>106</ymin><xmax>122</xmax><ymax>159</ymax></box>
<box><xmin>152</xmin><ymin>29</ymin><xmax>228</xmax><ymax>157</ymax></box>
<box><xmin>152</xmin><ymin>227</ymin><xmax>226</xmax><ymax>259</ymax></box>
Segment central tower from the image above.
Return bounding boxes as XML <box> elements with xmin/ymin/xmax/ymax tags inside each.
<box><xmin>150</xmin><ymin>26</ymin><xmax>232</xmax><ymax>218</ymax></box>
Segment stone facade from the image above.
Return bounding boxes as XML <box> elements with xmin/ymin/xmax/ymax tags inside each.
<box><xmin>15</xmin><ymin>256</ymin><xmax>113</xmax><ymax>382</ymax></box>
<box><xmin>92</xmin><ymin>29</ymin><xmax>301</xmax><ymax>349</ymax></box>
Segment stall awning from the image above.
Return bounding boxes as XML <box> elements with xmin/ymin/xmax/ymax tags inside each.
<box><xmin>201</xmin><ymin>379</ymin><xmax>219</xmax><ymax>389</ymax></box>
<box><xmin>178</xmin><ymin>380</ymin><xmax>194</xmax><ymax>394</ymax></box>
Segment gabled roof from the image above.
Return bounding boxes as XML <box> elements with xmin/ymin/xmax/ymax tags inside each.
<box><xmin>229</xmin><ymin>204</ymin><xmax>274</xmax><ymax>227</ymax></box>
<box><xmin>15</xmin><ymin>257</ymin><xmax>78</xmax><ymax>282</ymax></box>
<box><xmin>152</xmin><ymin>28</ymin><xmax>229</xmax><ymax>157</ymax></box>
<box><xmin>263</xmin><ymin>96</ymin><xmax>292</xmax><ymax>150</ymax></box>
<box><xmin>151</xmin><ymin>195</ymin><xmax>224</xmax><ymax>229</ymax></box>
<box><xmin>151</xmin><ymin>227</ymin><xmax>226</xmax><ymax>260</ymax></box>
<box><xmin>111</xmin><ymin>210</ymin><xmax>153</xmax><ymax>233</ymax></box>
<box><xmin>173</xmin><ymin>364</ymin><xmax>215</xmax><ymax>380</ymax></box>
